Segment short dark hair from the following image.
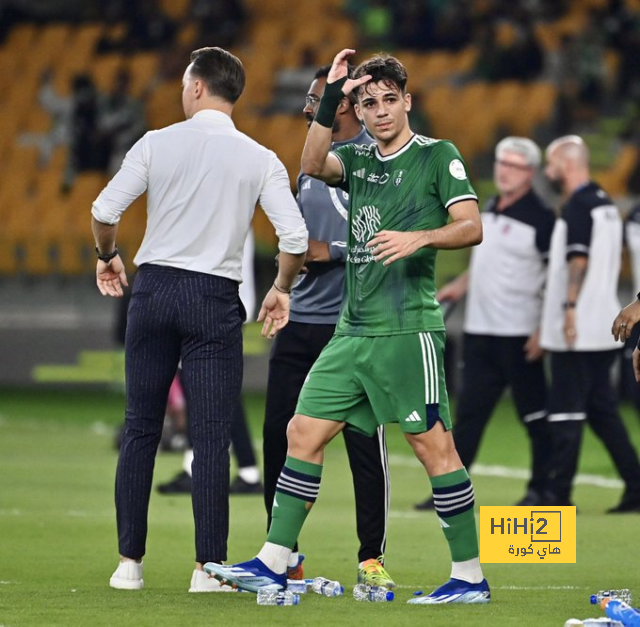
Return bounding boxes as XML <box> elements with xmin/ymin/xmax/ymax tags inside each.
<box><xmin>189</xmin><ymin>47</ymin><xmax>245</xmax><ymax>104</ymax></box>
<box><xmin>352</xmin><ymin>54</ymin><xmax>408</xmax><ymax>97</ymax></box>
<box><xmin>314</xmin><ymin>64</ymin><xmax>331</xmax><ymax>80</ymax></box>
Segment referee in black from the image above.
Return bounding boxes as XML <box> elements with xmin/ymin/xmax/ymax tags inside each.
<box><xmin>91</xmin><ymin>47</ymin><xmax>308</xmax><ymax>591</ymax></box>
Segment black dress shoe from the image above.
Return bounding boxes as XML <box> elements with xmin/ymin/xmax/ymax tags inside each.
<box><xmin>607</xmin><ymin>498</ymin><xmax>640</xmax><ymax>513</ymax></box>
<box><xmin>414</xmin><ymin>497</ymin><xmax>436</xmax><ymax>511</ymax></box>
<box><xmin>229</xmin><ymin>476</ymin><xmax>263</xmax><ymax>495</ymax></box>
<box><xmin>515</xmin><ymin>492</ymin><xmax>543</xmax><ymax>507</ymax></box>
<box><xmin>157</xmin><ymin>471</ymin><xmax>192</xmax><ymax>494</ymax></box>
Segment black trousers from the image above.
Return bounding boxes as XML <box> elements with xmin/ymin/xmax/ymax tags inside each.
<box><xmin>263</xmin><ymin>321</ymin><xmax>389</xmax><ymax>563</ymax></box>
<box><xmin>547</xmin><ymin>350</ymin><xmax>640</xmax><ymax>502</ymax></box>
<box><xmin>117</xmin><ymin>264</ymin><xmax>244</xmax><ymax>563</ymax></box>
<box><xmin>184</xmin><ymin>396</ymin><xmax>257</xmax><ymax>469</ymax></box>
<box><xmin>454</xmin><ymin>333</ymin><xmax>552</xmax><ymax>496</ymax></box>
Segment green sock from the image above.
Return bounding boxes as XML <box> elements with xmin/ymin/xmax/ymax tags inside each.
<box><xmin>430</xmin><ymin>468</ymin><xmax>479</xmax><ymax>562</ymax></box>
<box><xmin>267</xmin><ymin>456</ymin><xmax>323</xmax><ymax>549</ymax></box>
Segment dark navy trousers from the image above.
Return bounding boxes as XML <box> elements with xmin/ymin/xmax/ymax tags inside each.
<box><xmin>116</xmin><ymin>264</ymin><xmax>244</xmax><ymax>563</ymax></box>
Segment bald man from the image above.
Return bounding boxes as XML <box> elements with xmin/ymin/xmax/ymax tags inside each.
<box><xmin>540</xmin><ymin>135</ymin><xmax>640</xmax><ymax>513</ymax></box>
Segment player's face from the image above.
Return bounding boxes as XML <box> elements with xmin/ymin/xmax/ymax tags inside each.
<box><xmin>182</xmin><ymin>65</ymin><xmax>197</xmax><ymax>119</ymax></box>
<box><xmin>303</xmin><ymin>77</ymin><xmax>326</xmax><ymax>127</ymax></box>
<box><xmin>544</xmin><ymin>148</ymin><xmax>565</xmax><ymax>194</ymax></box>
<box><xmin>494</xmin><ymin>150</ymin><xmax>534</xmax><ymax>197</ymax></box>
<box><xmin>355</xmin><ymin>81</ymin><xmax>411</xmax><ymax>146</ymax></box>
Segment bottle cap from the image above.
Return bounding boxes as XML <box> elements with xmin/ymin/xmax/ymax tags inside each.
<box><xmin>386</xmin><ymin>591</ymin><xmax>395</xmax><ymax>601</ymax></box>
<box><xmin>590</xmin><ymin>595</ymin><xmax>597</xmax><ymax>604</ymax></box>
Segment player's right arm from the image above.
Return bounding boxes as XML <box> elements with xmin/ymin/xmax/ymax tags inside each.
<box><xmin>301</xmin><ymin>49</ymin><xmax>370</xmax><ymax>185</ymax></box>
<box><xmin>301</xmin><ymin>124</ymin><xmax>344</xmax><ymax>185</ymax></box>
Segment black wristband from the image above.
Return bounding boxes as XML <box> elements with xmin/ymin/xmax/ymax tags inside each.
<box><xmin>562</xmin><ymin>301</ymin><xmax>576</xmax><ymax>310</ymax></box>
<box><xmin>95</xmin><ymin>246</ymin><xmax>118</xmax><ymax>263</ymax></box>
<box><xmin>273</xmin><ymin>281</ymin><xmax>291</xmax><ymax>294</ymax></box>
<box><xmin>314</xmin><ymin>77</ymin><xmax>348</xmax><ymax>128</ymax></box>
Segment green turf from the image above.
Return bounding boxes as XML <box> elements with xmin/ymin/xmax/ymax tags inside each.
<box><xmin>1</xmin><ymin>387</ymin><xmax>640</xmax><ymax>626</ymax></box>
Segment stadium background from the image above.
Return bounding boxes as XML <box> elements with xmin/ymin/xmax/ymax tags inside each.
<box><xmin>2</xmin><ymin>1</ymin><xmax>640</xmax><ymax>625</ymax></box>
<box><xmin>2</xmin><ymin>0</ymin><xmax>640</xmax><ymax>386</ymax></box>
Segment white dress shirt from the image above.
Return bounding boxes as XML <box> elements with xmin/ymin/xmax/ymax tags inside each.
<box><xmin>91</xmin><ymin>109</ymin><xmax>308</xmax><ymax>282</ymax></box>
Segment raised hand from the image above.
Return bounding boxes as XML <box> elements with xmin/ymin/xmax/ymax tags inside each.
<box><xmin>327</xmin><ymin>48</ymin><xmax>371</xmax><ymax>96</ymax></box>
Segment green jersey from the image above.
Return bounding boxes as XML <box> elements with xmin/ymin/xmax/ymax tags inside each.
<box><xmin>332</xmin><ymin>135</ymin><xmax>476</xmax><ymax>336</ymax></box>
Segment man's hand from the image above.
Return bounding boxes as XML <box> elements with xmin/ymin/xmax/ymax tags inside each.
<box><xmin>524</xmin><ymin>329</ymin><xmax>544</xmax><ymax>362</ymax></box>
<box><xmin>436</xmin><ymin>272</ymin><xmax>469</xmax><ymax>303</ymax></box>
<box><xmin>327</xmin><ymin>49</ymin><xmax>371</xmax><ymax>95</ymax></box>
<box><xmin>563</xmin><ymin>308</ymin><xmax>577</xmax><ymax>348</ymax></box>
<box><xmin>366</xmin><ymin>230</ymin><xmax>426</xmax><ymax>266</ymax></box>
<box><xmin>96</xmin><ymin>255</ymin><xmax>128</xmax><ymax>297</ymax></box>
<box><xmin>612</xmin><ymin>299</ymin><xmax>640</xmax><ymax>342</ymax></box>
<box><xmin>258</xmin><ymin>287</ymin><xmax>290</xmax><ymax>339</ymax></box>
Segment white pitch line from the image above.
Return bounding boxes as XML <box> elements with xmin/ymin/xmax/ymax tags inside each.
<box><xmin>387</xmin><ymin>456</ymin><xmax>624</xmax><ymax>489</ymax></box>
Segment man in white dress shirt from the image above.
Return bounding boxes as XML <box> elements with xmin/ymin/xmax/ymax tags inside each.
<box><xmin>91</xmin><ymin>47</ymin><xmax>308</xmax><ymax>591</ymax></box>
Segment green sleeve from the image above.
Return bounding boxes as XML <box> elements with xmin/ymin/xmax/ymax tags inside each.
<box><xmin>332</xmin><ymin>143</ymin><xmax>355</xmax><ymax>193</ymax></box>
<box><xmin>432</xmin><ymin>141</ymin><xmax>477</xmax><ymax>210</ymax></box>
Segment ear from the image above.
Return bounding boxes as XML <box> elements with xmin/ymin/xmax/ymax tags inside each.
<box><xmin>404</xmin><ymin>92</ymin><xmax>412</xmax><ymax>113</ymax></box>
<box><xmin>354</xmin><ymin>103</ymin><xmax>363</xmax><ymax>122</ymax></box>
<box><xmin>336</xmin><ymin>97</ymin><xmax>350</xmax><ymax>115</ymax></box>
<box><xmin>194</xmin><ymin>78</ymin><xmax>205</xmax><ymax>99</ymax></box>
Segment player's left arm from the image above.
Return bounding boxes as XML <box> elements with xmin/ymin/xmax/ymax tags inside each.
<box><xmin>367</xmin><ymin>199</ymin><xmax>482</xmax><ymax>266</ymax></box>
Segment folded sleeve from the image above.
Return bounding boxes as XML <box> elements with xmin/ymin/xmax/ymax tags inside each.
<box><xmin>91</xmin><ymin>136</ymin><xmax>149</xmax><ymax>225</ymax></box>
<box><xmin>259</xmin><ymin>153</ymin><xmax>309</xmax><ymax>254</ymax></box>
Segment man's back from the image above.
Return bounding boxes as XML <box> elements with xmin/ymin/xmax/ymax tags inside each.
<box><xmin>95</xmin><ymin>109</ymin><xmax>297</xmax><ymax>282</ymax></box>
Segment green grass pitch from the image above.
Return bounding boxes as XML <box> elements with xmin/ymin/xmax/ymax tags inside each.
<box><xmin>1</xmin><ymin>387</ymin><xmax>639</xmax><ymax>626</ymax></box>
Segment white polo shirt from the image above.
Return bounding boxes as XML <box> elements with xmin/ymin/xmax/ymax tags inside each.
<box><xmin>540</xmin><ymin>182</ymin><xmax>622</xmax><ymax>351</ymax></box>
<box><xmin>91</xmin><ymin>109</ymin><xmax>308</xmax><ymax>282</ymax></box>
<box><xmin>464</xmin><ymin>190</ymin><xmax>555</xmax><ymax>336</ymax></box>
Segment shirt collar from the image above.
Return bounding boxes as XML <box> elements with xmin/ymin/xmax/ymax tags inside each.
<box><xmin>191</xmin><ymin>109</ymin><xmax>235</xmax><ymax>128</ymax></box>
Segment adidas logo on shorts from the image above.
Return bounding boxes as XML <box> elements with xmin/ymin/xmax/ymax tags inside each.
<box><xmin>404</xmin><ymin>411</ymin><xmax>421</xmax><ymax>422</ymax></box>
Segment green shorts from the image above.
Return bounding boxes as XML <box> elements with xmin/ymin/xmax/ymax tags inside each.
<box><xmin>296</xmin><ymin>331</ymin><xmax>451</xmax><ymax>437</ymax></box>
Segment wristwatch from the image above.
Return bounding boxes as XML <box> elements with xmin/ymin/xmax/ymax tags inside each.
<box><xmin>95</xmin><ymin>246</ymin><xmax>119</xmax><ymax>263</ymax></box>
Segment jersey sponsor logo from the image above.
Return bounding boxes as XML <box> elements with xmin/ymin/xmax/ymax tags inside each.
<box><xmin>367</xmin><ymin>172</ymin><xmax>390</xmax><ymax>185</ymax></box>
<box><xmin>353</xmin><ymin>168</ymin><xmax>366</xmax><ymax>179</ymax></box>
<box><xmin>393</xmin><ymin>169</ymin><xmax>405</xmax><ymax>186</ymax></box>
<box><xmin>449</xmin><ymin>159</ymin><xmax>467</xmax><ymax>180</ymax></box>
<box><xmin>352</xmin><ymin>205</ymin><xmax>381</xmax><ymax>243</ymax></box>
<box><xmin>348</xmin><ymin>205</ymin><xmax>381</xmax><ymax>264</ymax></box>
<box><xmin>404</xmin><ymin>410</ymin><xmax>422</xmax><ymax>422</ymax></box>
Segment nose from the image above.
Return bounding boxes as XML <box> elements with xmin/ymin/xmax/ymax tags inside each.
<box><xmin>376</xmin><ymin>102</ymin><xmax>389</xmax><ymax>117</ymax></box>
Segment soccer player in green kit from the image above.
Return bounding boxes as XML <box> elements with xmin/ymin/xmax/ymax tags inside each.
<box><xmin>206</xmin><ymin>49</ymin><xmax>490</xmax><ymax>604</ymax></box>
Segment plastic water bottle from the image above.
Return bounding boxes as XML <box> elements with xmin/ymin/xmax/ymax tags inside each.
<box><xmin>602</xmin><ymin>599</ymin><xmax>640</xmax><ymax>627</ymax></box>
<box><xmin>286</xmin><ymin>578</ymin><xmax>313</xmax><ymax>594</ymax></box>
<box><xmin>564</xmin><ymin>620</ymin><xmax>623</xmax><ymax>626</ymax></box>
<box><xmin>256</xmin><ymin>589</ymin><xmax>300</xmax><ymax>606</ymax></box>
<box><xmin>311</xmin><ymin>577</ymin><xmax>344</xmax><ymax>597</ymax></box>
<box><xmin>591</xmin><ymin>590</ymin><xmax>633</xmax><ymax>606</ymax></box>
<box><xmin>353</xmin><ymin>583</ymin><xmax>395</xmax><ymax>602</ymax></box>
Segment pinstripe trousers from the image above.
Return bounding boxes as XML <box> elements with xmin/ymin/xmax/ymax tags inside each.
<box><xmin>116</xmin><ymin>264</ymin><xmax>244</xmax><ymax>563</ymax></box>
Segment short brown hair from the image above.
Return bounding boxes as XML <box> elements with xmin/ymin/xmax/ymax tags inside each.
<box><xmin>353</xmin><ymin>54</ymin><xmax>408</xmax><ymax>97</ymax></box>
<box><xmin>189</xmin><ymin>47</ymin><xmax>245</xmax><ymax>104</ymax></box>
